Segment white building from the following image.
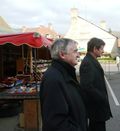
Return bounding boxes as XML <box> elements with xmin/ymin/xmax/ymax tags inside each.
<box><xmin>65</xmin><ymin>8</ymin><xmax>120</xmax><ymax>58</ymax></box>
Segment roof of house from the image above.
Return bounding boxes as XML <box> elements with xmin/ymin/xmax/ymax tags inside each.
<box><xmin>111</xmin><ymin>31</ymin><xmax>120</xmax><ymax>38</ymax></box>
<box><xmin>22</xmin><ymin>25</ymin><xmax>59</xmax><ymax>39</ymax></box>
<box><xmin>78</xmin><ymin>16</ymin><xmax>117</xmax><ymax>38</ymax></box>
<box><xmin>0</xmin><ymin>16</ymin><xmax>16</xmax><ymax>34</ymax></box>
<box><xmin>0</xmin><ymin>16</ymin><xmax>11</xmax><ymax>29</ymax></box>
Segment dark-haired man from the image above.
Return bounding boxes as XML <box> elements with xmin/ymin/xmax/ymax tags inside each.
<box><xmin>79</xmin><ymin>37</ymin><xmax>112</xmax><ymax>131</ymax></box>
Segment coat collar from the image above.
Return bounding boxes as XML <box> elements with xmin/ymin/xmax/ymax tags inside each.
<box><xmin>52</xmin><ymin>59</ymin><xmax>78</xmax><ymax>83</ymax></box>
<box><xmin>86</xmin><ymin>53</ymin><xmax>104</xmax><ymax>73</ymax></box>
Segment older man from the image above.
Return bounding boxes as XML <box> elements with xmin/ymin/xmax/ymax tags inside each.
<box><xmin>40</xmin><ymin>38</ymin><xmax>87</xmax><ymax>131</ymax></box>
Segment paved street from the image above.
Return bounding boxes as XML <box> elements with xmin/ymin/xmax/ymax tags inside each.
<box><xmin>0</xmin><ymin>116</ymin><xmax>19</xmax><ymax>131</ymax></box>
<box><xmin>105</xmin><ymin>72</ymin><xmax>120</xmax><ymax>131</ymax></box>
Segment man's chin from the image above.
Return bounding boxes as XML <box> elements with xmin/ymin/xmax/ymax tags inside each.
<box><xmin>75</xmin><ymin>62</ymin><xmax>78</xmax><ymax>66</ymax></box>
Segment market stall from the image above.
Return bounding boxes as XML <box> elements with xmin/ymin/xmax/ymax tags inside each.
<box><xmin>0</xmin><ymin>32</ymin><xmax>52</xmax><ymax>73</ymax></box>
<box><xmin>0</xmin><ymin>32</ymin><xmax>52</xmax><ymax>131</ymax></box>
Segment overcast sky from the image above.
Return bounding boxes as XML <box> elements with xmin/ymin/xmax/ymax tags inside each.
<box><xmin>1</xmin><ymin>0</ymin><xmax>120</xmax><ymax>34</ymax></box>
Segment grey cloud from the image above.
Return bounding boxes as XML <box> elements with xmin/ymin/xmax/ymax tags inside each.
<box><xmin>0</xmin><ymin>0</ymin><xmax>120</xmax><ymax>34</ymax></box>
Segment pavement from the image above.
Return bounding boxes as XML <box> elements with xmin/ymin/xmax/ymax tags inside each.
<box><xmin>0</xmin><ymin>115</ymin><xmax>19</xmax><ymax>131</ymax></box>
<box><xmin>0</xmin><ymin>114</ymin><xmax>41</xmax><ymax>131</ymax></box>
<box><xmin>105</xmin><ymin>72</ymin><xmax>120</xmax><ymax>131</ymax></box>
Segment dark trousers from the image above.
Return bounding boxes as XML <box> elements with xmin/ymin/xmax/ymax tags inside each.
<box><xmin>88</xmin><ymin>120</ymin><xmax>106</xmax><ymax>131</ymax></box>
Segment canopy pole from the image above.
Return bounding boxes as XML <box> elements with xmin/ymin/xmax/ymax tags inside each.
<box><xmin>29</xmin><ymin>47</ymin><xmax>33</xmax><ymax>74</ymax></box>
<box><xmin>22</xmin><ymin>45</ymin><xmax>24</xmax><ymax>59</ymax></box>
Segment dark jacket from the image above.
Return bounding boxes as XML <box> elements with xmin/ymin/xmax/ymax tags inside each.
<box><xmin>79</xmin><ymin>53</ymin><xmax>112</xmax><ymax>121</ymax></box>
<box><xmin>40</xmin><ymin>59</ymin><xmax>87</xmax><ymax>131</ymax></box>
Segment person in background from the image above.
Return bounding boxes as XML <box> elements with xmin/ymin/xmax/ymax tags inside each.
<box><xmin>116</xmin><ymin>56</ymin><xmax>120</xmax><ymax>71</ymax></box>
<box><xmin>79</xmin><ymin>37</ymin><xmax>112</xmax><ymax>131</ymax></box>
<box><xmin>40</xmin><ymin>38</ymin><xmax>87</xmax><ymax>131</ymax></box>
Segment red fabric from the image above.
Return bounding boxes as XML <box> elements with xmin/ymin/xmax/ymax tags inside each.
<box><xmin>0</xmin><ymin>32</ymin><xmax>53</xmax><ymax>48</ymax></box>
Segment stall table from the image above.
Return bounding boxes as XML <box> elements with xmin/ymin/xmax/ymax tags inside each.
<box><xmin>0</xmin><ymin>92</ymin><xmax>40</xmax><ymax>131</ymax></box>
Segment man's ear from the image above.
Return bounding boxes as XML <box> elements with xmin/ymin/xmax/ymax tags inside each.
<box><xmin>93</xmin><ymin>47</ymin><xmax>97</xmax><ymax>52</ymax></box>
<box><xmin>59</xmin><ymin>51</ymin><xmax>65</xmax><ymax>59</ymax></box>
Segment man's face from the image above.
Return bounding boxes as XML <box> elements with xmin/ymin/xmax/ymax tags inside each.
<box><xmin>61</xmin><ymin>43</ymin><xmax>80</xmax><ymax>67</ymax></box>
<box><xmin>93</xmin><ymin>45</ymin><xmax>104</xmax><ymax>58</ymax></box>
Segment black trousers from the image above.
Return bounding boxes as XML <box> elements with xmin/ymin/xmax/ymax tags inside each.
<box><xmin>88</xmin><ymin>120</ymin><xmax>106</xmax><ymax>131</ymax></box>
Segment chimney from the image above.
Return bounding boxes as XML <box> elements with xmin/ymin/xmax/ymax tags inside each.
<box><xmin>70</xmin><ymin>8</ymin><xmax>78</xmax><ymax>18</ymax></box>
<box><xmin>48</xmin><ymin>23</ymin><xmax>53</xmax><ymax>30</ymax></box>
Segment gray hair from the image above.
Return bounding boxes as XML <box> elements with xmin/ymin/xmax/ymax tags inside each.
<box><xmin>50</xmin><ymin>38</ymin><xmax>77</xmax><ymax>59</ymax></box>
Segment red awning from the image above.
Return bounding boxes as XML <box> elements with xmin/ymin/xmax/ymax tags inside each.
<box><xmin>0</xmin><ymin>32</ymin><xmax>53</xmax><ymax>48</ymax></box>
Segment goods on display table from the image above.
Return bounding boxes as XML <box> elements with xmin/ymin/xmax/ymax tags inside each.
<box><xmin>0</xmin><ymin>77</ymin><xmax>40</xmax><ymax>94</ymax></box>
<box><xmin>0</xmin><ymin>59</ymin><xmax>52</xmax><ymax>94</ymax></box>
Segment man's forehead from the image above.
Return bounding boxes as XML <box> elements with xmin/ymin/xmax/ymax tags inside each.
<box><xmin>68</xmin><ymin>46</ymin><xmax>78</xmax><ymax>53</ymax></box>
<box><xmin>69</xmin><ymin>43</ymin><xmax>77</xmax><ymax>48</ymax></box>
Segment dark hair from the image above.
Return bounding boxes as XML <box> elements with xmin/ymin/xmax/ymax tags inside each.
<box><xmin>87</xmin><ymin>37</ymin><xmax>105</xmax><ymax>52</ymax></box>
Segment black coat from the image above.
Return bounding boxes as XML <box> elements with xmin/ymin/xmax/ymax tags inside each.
<box><xmin>40</xmin><ymin>59</ymin><xmax>87</xmax><ymax>131</ymax></box>
<box><xmin>79</xmin><ymin>53</ymin><xmax>112</xmax><ymax>121</ymax></box>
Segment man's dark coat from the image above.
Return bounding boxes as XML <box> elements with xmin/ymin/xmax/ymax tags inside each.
<box><xmin>79</xmin><ymin>53</ymin><xmax>112</xmax><ymax>121</ymax></box>
<box><xmin>40</xmin><ymin>59</ymin><xmax>87</xmax><ymax>131</ymax></box>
